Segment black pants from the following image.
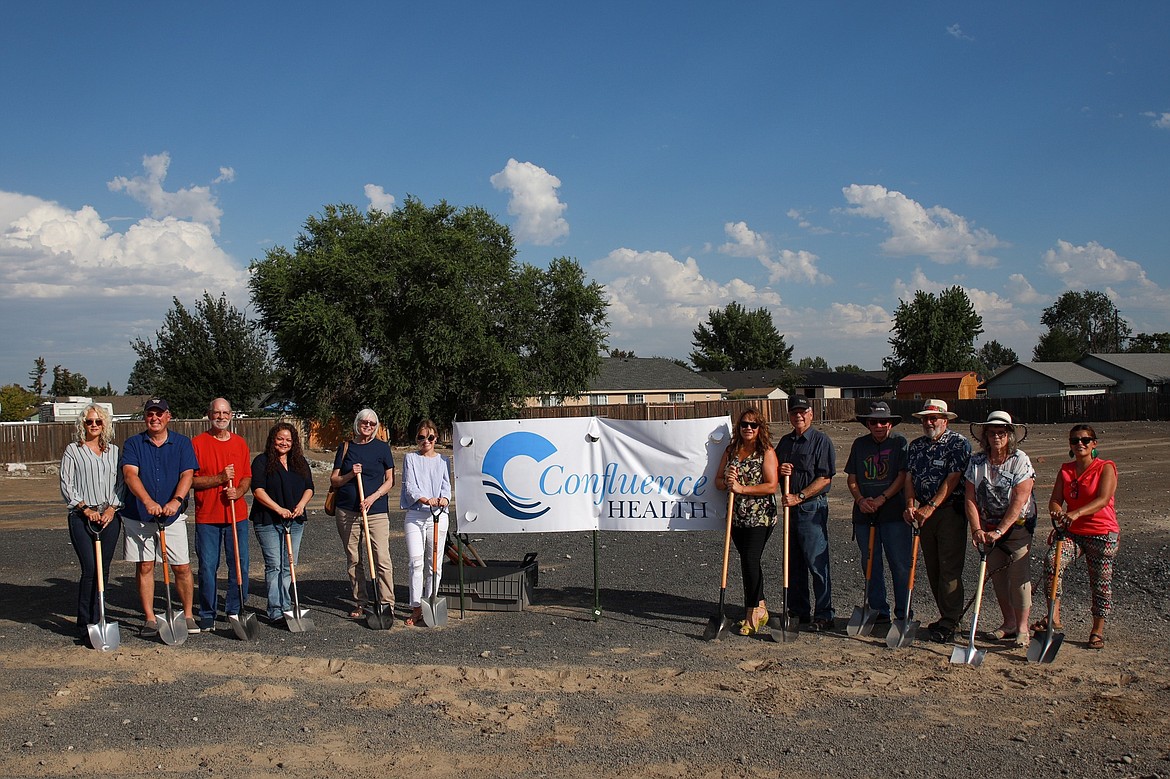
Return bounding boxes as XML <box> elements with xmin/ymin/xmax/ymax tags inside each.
<box><xmin>67</xmin><ymin>512</ymin><xmax>121</xmax><ymax>639</ymax></box>
<box><xmin>731</xmin><ymin>523</ymin><xmax>775</xmax><ymax>609</ymax></box>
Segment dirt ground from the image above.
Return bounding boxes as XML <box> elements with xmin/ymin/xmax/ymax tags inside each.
<box><xmin>1</xmin><ymin>421</ymin><xmax>1168</xmax><ymax>778</ymax></box>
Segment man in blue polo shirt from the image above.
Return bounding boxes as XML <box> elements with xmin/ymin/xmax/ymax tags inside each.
<box><xmin>775</xmin><ymin>395</ymin><xmax>837</xmax><ymax>632</ymax></box>
<box><xmin>120</xmin><ymin>397</ymin><xmax>200</xmax><ymax>637</ymax></box>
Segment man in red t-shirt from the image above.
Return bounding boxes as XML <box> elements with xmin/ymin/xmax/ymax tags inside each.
<box><xmin>191</xmin><ymin>397</ymin><xmax>253</xmax><ymax>632</ymax></box>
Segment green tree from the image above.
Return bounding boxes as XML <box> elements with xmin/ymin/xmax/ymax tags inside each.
<box><xmin>0</xmin><ymin>383</ymin><xmax>40</xmax><ymax>422</ymax></box>
<box><xmin>976</xmin><ymin>340</ymin><xmax>1018</xmax><ymax>374</ymax></box>
<box><xmin>884</xmin><ymin>286</ymin><xmax>983</xmax><ymax>384</ymax></box>
<box><xmin>798</xmin><ymin>356</ymin><xmax>830</xmax><ymax>370</ymax></box>
<box><xmin>1033</xmin><ymin>290</ymin><xmax>1130</xmax><ymax>361</ymax></box>
<box><xmin>608</xmin><ymin>348</ymin><xmax>636</xmax><ymax>358</ymax></box>
<box><xmin>1127</xmin><ymin>332</ymin><xmax>1170</xmax><ymax>353</ymax></box>
<box><xmin>248</xmin><ymin>199</ymin><xmax>608</xmax><ymax>428</ymax></box>
<box><xmin>51</xmin><ymin>365</ymin><xmax>89</xmax><ymax>397</ymax></box>
<box><xmin>27</xmin><ymin>357</ymin><xmax>46</xmax><ymax>398</ymax></box>
<box><xmin>128</xmin><ymin>292</ymin><xmax>275</xmax><ymax>418</ymax></box>
<box><xmin>690</xmin><ymin>302</ymin><xmax>794</xmax><ymax>372</ymax></box>
<box><xmin>834</xmin><ymin>363</ymin><xmax>864</xmax><ymax>374</ymax></box>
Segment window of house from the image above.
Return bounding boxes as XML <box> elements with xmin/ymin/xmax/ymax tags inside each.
<box><xmin>669</xmin><ymin>392</ymin><xmax>685</xmax><ymax>403</ymax></box>
<box><xmin>541</xmin><ymin>395</ymin><xmax>562</xmax><ymax>407</ymax></box>
<box><xmin>626</xmin><ymin>393</ymin><xmax>645</xmax><ymax>404</ymax></box>
<box><xmin>590</xmin><ymin>394</ymin><xmax>608</xmax><ymax>405</ymax></box>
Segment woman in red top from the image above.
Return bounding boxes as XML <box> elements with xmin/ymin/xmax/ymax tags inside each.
<box><xmin>1039</xmin><ymin>424</ymin><xmax>1119</xmax><ymax>649</ymax></box>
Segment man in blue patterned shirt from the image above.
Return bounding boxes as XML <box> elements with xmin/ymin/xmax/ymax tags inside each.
<box><xmin>902</xmin><ymin>399</ymin><xmax>972</xmax><ymax>643</ymax></box>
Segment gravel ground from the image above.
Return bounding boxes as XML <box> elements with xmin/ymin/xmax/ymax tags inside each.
<box><xmin>1</xmin><ymin>421</ymin><xmax>1168</xmax><ymax>778</ymax></box>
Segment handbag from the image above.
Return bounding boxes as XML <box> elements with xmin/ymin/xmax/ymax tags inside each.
<box><xmin>323</xmin><ymin>440</ymin><xmax>349</xmax><ymax>517</ymax></box>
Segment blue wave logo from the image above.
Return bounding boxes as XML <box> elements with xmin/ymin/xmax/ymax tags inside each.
<box><xmin>482</xmin><ymin>431</ymin><xmax>556</xmax><ymax>520</ymax></box>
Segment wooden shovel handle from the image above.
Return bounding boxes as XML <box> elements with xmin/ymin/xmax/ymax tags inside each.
<box><xmin>863</xmin><ymin>524</ymin><xmax>877</xmax><ymax>581</ymax></box>
<box><xmin>227</xmin><ymin>479</ymin><xmax>246</xmax><ymax>587</ymax></box>
<box><xmin>719</xmin><ymin>493</ymin><xmax>735</xmax><ymax>588</ymax></box>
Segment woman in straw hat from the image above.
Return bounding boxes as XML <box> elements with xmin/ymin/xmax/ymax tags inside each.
<box><xmin>963</xmin><ymin>410</ymin><xmax>1038</xmax><ymax>648</ymax></box>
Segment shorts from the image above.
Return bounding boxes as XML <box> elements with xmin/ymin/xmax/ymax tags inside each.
<box><xmin>122</xmin><ymin>515</ymin><xmax>191</xmax><ymax>565</ymax></box>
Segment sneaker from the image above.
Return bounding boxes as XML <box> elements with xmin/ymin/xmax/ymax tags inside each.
<box><xmin>185</xmin><ymin>617</ymin><xmax>201</xmax><ymax>634</ymax></box>
<box><xmin>140</xmin><ymin>620</ymin><xmax>159</xmax><ymax>638</ymax></box>
<box><xmin>198</xmin><ymin>620</ymin><xmax>214</xmax><ymax>632</ymax></box>
<box><xmin>809</xmin><ymin>617</ymin><xmax>834</xmax><ymax>633</ymax></box>
<box><xmin>873</xmin><ymin>613</ymin><xmax>892</xmax><ymax>627</ymax></box>
<box><xmin>928</xmin><ymin>627</ymin><xmax>955</xmax><ymax>644</ymax></box>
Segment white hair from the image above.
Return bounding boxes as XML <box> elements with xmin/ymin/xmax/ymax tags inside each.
<box><xmin>353</xmin><ymin>408</ymin><xmax>379</xmax><ymax>435</ymax></box>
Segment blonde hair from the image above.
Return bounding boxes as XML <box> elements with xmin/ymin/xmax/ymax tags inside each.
<box><xmin>75</xmin><ymin>404</ymin><xmax>114</xmax><ymax>450</ymax></box>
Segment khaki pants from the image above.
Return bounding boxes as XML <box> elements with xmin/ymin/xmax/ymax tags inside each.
<box><xmin>335</xmin><ymin>507</ymin><xmax>395</xmax><ymax>606</ymax></box>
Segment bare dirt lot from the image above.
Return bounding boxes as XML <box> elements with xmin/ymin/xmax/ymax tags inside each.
<box><xmin>1</xmin><ymin>421</ymin><xmax>1168</xmax><ymax>778</ymax></box>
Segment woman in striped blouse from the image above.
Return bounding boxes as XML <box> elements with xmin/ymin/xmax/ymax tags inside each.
<box><xmin>60</xmin><ymin>403</ymin><xmax>124</xmax><ymax>647</ymax></box>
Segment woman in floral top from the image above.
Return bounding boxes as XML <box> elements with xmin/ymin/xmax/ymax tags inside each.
<box><xmin>715</xmin><ymin>408</ymin><xmax>779</xmax><ymax>635</ymax></box>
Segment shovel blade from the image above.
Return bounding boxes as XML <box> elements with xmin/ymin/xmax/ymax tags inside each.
<box><xmin>87</xmin><ymin>620</ymin><xmax>121</xmax><ymax>652</ymax></box>
<box><xmin>422</xmin><ymin>598</ymin><xmax>448</xmax><ymax>627</ymax></box>
<box><xmin>847</xmin><ymin>605</ymin><xmax>877</xmax><ymax>637</ymax></box>
<box><xmin>886</xmin><ymin>618</ymin><xmax>920</xmax><ymax>649</ymax></box>
<box><xmin>365</xmin><ymin>604</ymin><xmax>394</xmax><ymax>630</ymax></box>
<box><xmin>229</xmin><ymin>612</ymin><xmax>261</xmax><ymax>641</ymax></box>
<box><xmin>158</xmin><ymin>616</ymin><xmax>188</xmax><ymax>646</ymax></box>
<box><xmin>283</xmin><ymin>609</ymin><xmax>315</xmax><ymax>633</ymax></box>
<box><xmin>949</xmin><ymin>644</ymin><xmax>985</xmax><ymax>667</ymax></box>
<box><xmin>765</xmin><ymin>615</ymin><xmax>800</xmax><ymax>642</ymax></box>
<box><xmin>703</xmin><ymin>614</ymin><xmax>733</xmax><ymax>641</ymax></box>
<box><xmin>1026</xmin><ymin>630</ymin><xmax>1064</xmax><ymax>663</ymax></box>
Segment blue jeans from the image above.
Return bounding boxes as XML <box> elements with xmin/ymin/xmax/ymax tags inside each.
<box><xmin>853</xmin><ymin>520</ymin><xmax>913</xmax><ymax>620</ymax></box>
<box><xmin>195</xmin><ymin>520</ymin><xmax>250</xmax><ymax>625</ymax></box>
<box><xmin>254</xmin><ymin>521</ymin><xmax>305</xmax><ymax>620</ymax></box>
<box><xmin>786</xmin><ymin>495</ymin><xmax>834</xmax><ymax>621</ymax></box>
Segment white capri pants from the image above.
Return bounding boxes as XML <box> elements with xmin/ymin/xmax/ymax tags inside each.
<box><xmin>404</xmin><ymin>508</ymin><xmax>449</xmax><ymax>607</ymax></box>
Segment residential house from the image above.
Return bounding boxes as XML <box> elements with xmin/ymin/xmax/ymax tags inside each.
<box><xmin>1077</xmin><ymin>353</ymin><xmax>1170</xmax><ymax>394</ymax></box>
<box><xmin>981</xmin><ymin>362</ymin><xmax>1115</xmax><ymax>398</ymax></box>
<box><xmin>795</xmin><ymin>369</ymin><xmax>891</xmax><ymax>400</ymax></box>
<box><xmin>531</xmin><ymin>357</ymin><xmax>726</xmax><ymax>407</ymax></box>
<box><xmin>697</xmin><ymin>369</ymin><xmax>790</xmax><ymax>401</ymax></box>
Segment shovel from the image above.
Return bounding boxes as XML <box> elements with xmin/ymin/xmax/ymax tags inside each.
<box><xmin>766</xmin><ymin>475</ymin><xmax>800</xmax><ymax>641</ymax></box>
<box><xmin>421</xmin><ymin>505</ymin><xmax>449</xmax><ymax>627</ymax></box>
<box><xmin>1027</xmin><ymin>531</ymin><xmax>1066</xmax><ymax>663</ymax></box>
<box><xmin>702</xmin><ymin>493</ymin><xmax>737</xmax><ymax>640</ymax></box>
<box><xmin>85</xmin><ymin>517</ymin><xmax>120</xmax><ymax>652</ymax></box>
<box><xmin>356</xmin><ymin>476</ymin><xmax>394</xmax><ymax>629</ymax></box>
<box><xmin>281</xmin><ymin>521</ymin><xmax>314</xmax><ymax>632</ymax></box>
<box><xmin>847</xmin><ymin>523</ymin><xmax>879</xmax><ymax>637</ymax></box>
<box><xmin>887</xmin><ymin>521</ymin><xmax>921</xmax><ymax>649</ymax></box>
<box><xmin>951</xmin><ymin>544</ymin><xmax>989</xmax><ymax>667</ymax></box>
<box><xmin>226</xmin><ymin>482</ymin><xmax>260</xmax><ymax>641</ymax></box>
<box><xmin>155</xmin><ymin>520</ymin><xmax>188</xmax><ymax>646</ymax></box>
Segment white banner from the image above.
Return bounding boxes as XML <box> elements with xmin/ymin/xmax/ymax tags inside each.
<box><xmin>452</xmin><ymin>416</ymin><xmax>731</xmax><ymax>533</ymax></box>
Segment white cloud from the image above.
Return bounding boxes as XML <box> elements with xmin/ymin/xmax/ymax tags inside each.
<box><xmin>946</xmin><ymin>23</ymin><xmax>974</xmax><ymax>41</ymax></box>
<box><xmin>107</xmin><ymin>152</ymin><xmax>228</xmax><ymax>234</ymax></box>
<box><xmin>489</xmin><ymin>159</ymin><xmax>569</xmax><ymax>245</ymax></box>
<box><xmin>213</xmin><ymin>167</ymin><xmax>236</xmax><ymax>184</ymax></box>
<box><xmin>841</xmin><ymin>184</ymin><xmax>1003</xmax><ymax>266</ymax></box>
<box><xmin>1042</xmin><ymin>239</ymin><xmax>1155</xmax><ymax>289</ymax></box>
<box><xmin>1142</xmin><ymin>111</ymin><xmax>1170</xmax><ymax>130</ymax></box>
<box><xmin>1007</xmin><ymin>272</ymin><xmax>1045</xmax><ymax>305</ymax></box>
<box><xmin>786</xmin><ymin>208</ymin><xmax>831</xmax><ymax>235</ymax></box>
<box><xmin>717</xmin><ymin>221</ymin><xmax>830</xmax><ymax>284</ymax></box>
<box><xmin>590</xmin><ymin>247</ymin><xmax>781</xmax><ymax>357</ymax></box>
<box><xmin>364</xmin><ymin>183</ymin><xmax>396</xmax><ymax>213</ymax></box>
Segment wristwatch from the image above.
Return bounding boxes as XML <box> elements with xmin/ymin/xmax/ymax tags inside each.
<box><xmin>797</xmin><ymin>492</ymin><xmax>806</xmax><ymax>501</ymax></box>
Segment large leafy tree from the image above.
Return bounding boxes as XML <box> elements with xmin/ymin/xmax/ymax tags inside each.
<box><xmin>248</xmin><ymin>199</ymin><xmax>608</xmax><ymax>428</ymax></box>
<box><xmin>51</xmin><ymin>365</ymin><xmax>89</xmax><ymax>397</ymax></box>
<box><xmin>0</xmin><ymin>383</ymin><xmax>40</xmax><ymax>422</ymax></box>
<box><xmin>884</xmin><ymin>286</ymin><xmax>983</xmax><ymax>384</ymax></box>
<box><xmin>690</xmin><ymin>302</ymin><xmax>794</xmax><ymax>372</ymax></box>
<box><xmin>1127</xmin><ymin>332</ymin><xmax>1170</xmax><ymax>353</ymax></box>
<box><xmin>976</xmin><ymin>339</ymin><xmax>1018</xmax><ymax>374</ymax></box>
<box><xmin>1033</xmin><ymin>290</ymin><xmax>1130</xmax><ymax>361</ymax></box>
<box><xmin>28</xmin><ymin>357</ymin><xmax>46</xmax><ymax>398</ymax></box>
<box><xmin>128</xmin><ymin>292</ymin><xmax>275</xmax><ymax>417</ymax></box>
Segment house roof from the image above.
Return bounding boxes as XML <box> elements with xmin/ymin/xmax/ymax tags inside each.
<box><xmin>987</xmin><ymin>362</ymin><xmax>1115</xmax><ymax>387</ymax></box>
<box><xmin>698</xmin><ymin>368</ymin><xmax>889</xmax><ymax>391</ymax></box>
<box><xmin>897</xmin><ymin>371</ymin><xmax>977</xmax><ymax>392</ymax></box>
<box><xmin>590</xmin><ymin>358</ymin><xmax>725</xmax><ymax>393</ymax></box>
<box><xmin>1080</xmin><ymin>353</ymin><xmax>1170</xmax><ymax>382</ymax></box>
<box><xmin>698</xmin><ymin>369</ymin><xmax>789</xmax><ymax>391</ymax></box>
<box><xmin>798</xmin><ymin>369</ymin><xmax>890</xmax><ymax>390</ymax></box>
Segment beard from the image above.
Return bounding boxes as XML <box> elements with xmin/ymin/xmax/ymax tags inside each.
<box><xmin>212</xmin><ymin>418</ymin><xmax>231</xmax><ymax>432</ymax></box>
<box><xmin>926</xmin><ymin>424</ymin><xmax>946</xmax><ymax>441</ymax></box>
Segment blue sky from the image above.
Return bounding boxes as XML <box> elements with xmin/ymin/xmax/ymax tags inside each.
<box><xmin>3</xmin><ymin>3</ymin><xmax>1168</xmax><ymax>392</ymax></box>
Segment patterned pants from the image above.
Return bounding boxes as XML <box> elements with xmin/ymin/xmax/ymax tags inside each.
<box><xmin>1042</xmin><ymin>531</ymin><xmax>1119</xmax><ymax>618</ymax></box>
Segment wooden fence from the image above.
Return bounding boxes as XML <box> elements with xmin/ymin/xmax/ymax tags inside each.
<box><xmin>5</xmin><ymin>392</ymin><xmax>1166</xmax><ymax>463</ymax></box>
<box><xmin>0</xmin><ymin>418</ymin><xmax>304</xmax><ymax>465</ymax></box>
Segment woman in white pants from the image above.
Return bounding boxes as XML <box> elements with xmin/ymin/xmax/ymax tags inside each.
<box><xmin>399</xmin><ymin>419</ymin><xmax>451</xmax><ymax>626</ymax></box>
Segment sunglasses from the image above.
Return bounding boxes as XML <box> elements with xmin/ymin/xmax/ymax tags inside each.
<box><xmin>739</xmin><ymin>422</ymin><xmax>760</xmax><ymax>430</ymax></box>
<box><xmin>1070</xmin><ymin>436</ymin><xmax>1095</xmax><ymax>445</ymax></box>
<box><xmin>358</xmin><ymin>420</ymin><xmax>378</xmax><ymax>427</ymax></box>
<box><xmin>145</xmin><ymin>410</ymin><xmax>167</xmax><ymax>418</ymax></box>
<box><xmin>417</xmin><ymin>434</ymin><xmax>437</xmax><ymax>442</ymax></box>
<box><xmin>84</xmin><ymin>419</ymin><xmax>104</xmax><ymax>426</ymax></box>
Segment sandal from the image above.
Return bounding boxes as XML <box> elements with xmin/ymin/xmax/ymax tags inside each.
<box><xmin>1087</xmin><ymin>632</ymin><xmax>1105</xmax><ymax>649</ymax></box>
<box><xmin>1030</xmin><ymin>617</ymin><xmax>1062</xmax><ymax>633</ymax></box>
<box><xmin>981</xmin><ymin>628</ymin><xmax>1018</xmax><ymax>641</ymax></box>
<box><xmin>403</xmin><ymin>608</ymin><xmax>424</xmax><ymax>627</ymax></box>
<box><xmin>348</xmin><ymin>607</ymin><xmax>365</xmax><ymax>619</ymax></box>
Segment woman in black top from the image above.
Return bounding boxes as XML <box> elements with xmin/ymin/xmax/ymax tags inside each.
<box><xmin>250</xmin><ymin>423</ymin><xmax>315</xmax><ymax>622</ymax></box>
